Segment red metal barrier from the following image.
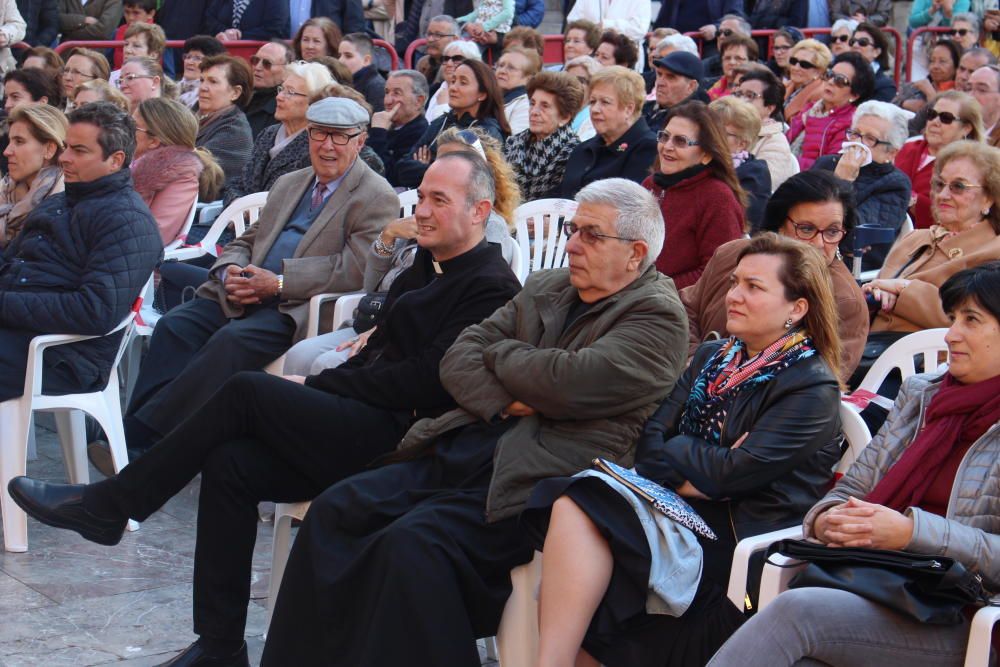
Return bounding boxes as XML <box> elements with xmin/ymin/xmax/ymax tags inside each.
<box><xmin>373</xmin><ymin>39</ymin><xmax>399</xmax><ymax>70</ymax></box>
<box><xmin>543</xmin><ymin>34</ymin><xmax>563</xmax><ymax>65</ymax></box>
<box><xmin>404</xmin><ymin>37</ymin><xmax>427</xmax><ymax>69</ymax></box>
<box><xmin>905</xmin><ymin>26</ymin><xmax>951</xmax><ymax>82</ymax></box>
<box><xmin>55</xmin><ymin>39</ymin><xmax>267</xmax><ymax>63</ymax></box>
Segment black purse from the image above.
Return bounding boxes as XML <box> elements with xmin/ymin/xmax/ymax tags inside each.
<box><xmin>767</xmin><ymin>539</ymin><xmax>993</xmax><ymax>625</ymax></box>
<box><xmin>352</xmin><ymin>291</ymin><xmax>388</xmax><ymax>333</ymax></box>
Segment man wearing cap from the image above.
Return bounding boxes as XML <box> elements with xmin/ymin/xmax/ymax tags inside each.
<box><xmin>10</xmin><ymin>145</ymin><xmax>522</xmax><ymax>665</ymax></box>
<box><xmin>111</xmin><ymin>97</ymin><xmax>396</xmax><ymax>461</ymax></box>
<box><xmin>643</xmin><ymin>51</ymin><xmax>706</xmax><ymax>133</ymax></box>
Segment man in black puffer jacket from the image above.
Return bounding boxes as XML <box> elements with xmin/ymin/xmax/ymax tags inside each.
<box><xmin>0</xmin><ymin>102</ymin><xmax>162</xmax><ymax>402</ymax></box>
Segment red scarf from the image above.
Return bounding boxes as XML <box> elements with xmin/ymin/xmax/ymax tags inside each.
<box><xmin>867</xmin><ymin>373</ymin><xmax>1000</xmax><ymax>512</ymax></box>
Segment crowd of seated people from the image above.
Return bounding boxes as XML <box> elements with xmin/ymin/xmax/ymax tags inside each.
<box><xmin>5</xmin><ymin>5</ymin><xmax>1000</xmax><ymax>667</ymax></box>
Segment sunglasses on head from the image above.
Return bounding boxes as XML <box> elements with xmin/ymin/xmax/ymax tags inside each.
<box><xmin>832</xmin><ymin>34</ymin><xmax>850</xmax><ymax>43</ymax></box>
<box><xmin>849</xmin><ymin>37</ymin><xmax>873</xmax><ymax>47</ymax></box>
<box><xmin>824</xmin><ymin>69</ymin><xmax>852</xmax><ymax>87</ymax></box>
<box><xmin>249</xmin><ymin>55</ymin><xmax>278</xmax><ymax>70</ymax></box>
<box><xmin>927</xmin><ymin>108</ymin><xmax>961</xmax><ymax>124</ymax></box>
<box><xmin>441</xmin><ymin>54</ymin><xmax>466</xmax><ymax>63</ymax></box>
<box><xmin>789</xmin><ymin>57</ymin><xmax>817</xmax><ymax>70</ymax></box>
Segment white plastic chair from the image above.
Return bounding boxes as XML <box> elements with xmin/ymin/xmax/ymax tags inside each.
<box><xmin>162</xmin><ymin>195</ymin><xmax>200</xmax><ymax>258</ymax></box>
<box><xmin>167</xmin><ymin>192</ymin><xmax>266</xmax><ymax>263</ymax></box>
<box><xmin>854</xmin><ymin>328</ymin><xmax>949</xmax><ymax>396</ymax></box>
<box><xmin>0</xmin><ymin>305</ymin><xmax>143</xmax><ymax>552</ymax></box>
<box><xmin>397</xmin><ymin>188</ymin><xmax>418</xmax><ymax>218</ymax></box>
<box><xmin>514</xmin><ymin>199</ymin><xmax>578</xmax><ymax>275</ymax></box>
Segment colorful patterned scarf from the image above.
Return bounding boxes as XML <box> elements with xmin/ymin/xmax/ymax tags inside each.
<box><xmin>679</xmin><ymin>330</ymin><xmax>815</xmax><ymax>445</ymax></box>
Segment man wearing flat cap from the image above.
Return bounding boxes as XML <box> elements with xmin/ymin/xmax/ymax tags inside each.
<box><xmin>643</xmin><ymin>51</ymin><xmax>706</xmax><ymax>133</ymax></box>
<box><xmin>101</xmin><ymin>97</ymin><xmax>398</xmax><ymax>468</ymax></box>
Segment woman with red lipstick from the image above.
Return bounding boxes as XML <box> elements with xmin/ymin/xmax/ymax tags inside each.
<box><xmin>642</xmin><ymin>101</ymin><xmax>745</xmax><ymax>290</ymax></box>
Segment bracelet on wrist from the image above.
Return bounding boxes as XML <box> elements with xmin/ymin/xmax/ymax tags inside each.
<box><xmin>374</xmin><ymin>234</ymin><xmax>394</xmax><ymax>256</ymax></box>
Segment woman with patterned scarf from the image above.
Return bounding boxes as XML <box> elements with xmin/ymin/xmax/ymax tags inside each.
<box><xmin>504</xmin><ymin>71</ymin><xmax>583</xmax><ymax>202</ymax></box>
<box><xmin>521</xmin><ymin>233</ymin><xmax>844</xmax><ymax>667</ymax></box>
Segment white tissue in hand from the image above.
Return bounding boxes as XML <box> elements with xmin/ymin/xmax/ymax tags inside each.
<box><xmin>839</xmin><ymin>141</ymin><xmax>873</xmax><ymax>167</ymax></box>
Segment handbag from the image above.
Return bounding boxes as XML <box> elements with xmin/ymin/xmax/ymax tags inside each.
<box><xmin>767</xmin><ymin>539</ymin><xmax>993</xmax><ymax>625</ymax></box>
<box><xmin>352</xmin><ymin>291</ymin><xmax>388</xmax><ymax>333</ymax></box>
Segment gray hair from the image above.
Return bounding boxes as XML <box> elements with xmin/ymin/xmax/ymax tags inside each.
<box><xmin>657</xmin><ymin>34</ymin><xmax>698</xmax><ymax>56</ymax></box>
<box><xmin>564</xmin><ymin>55</ymin><xmax>602</xmax><ymax>76</ymax></box>
<box><xmin>575</xmin><ymin>178</ymin><xmax>664</xmax><ymax>270</ymax></box>
<box><xmin>388</xmin><ymin>68</ymin><xmax>430</xmax><ymax>101</ymax></box>
<box><xmin>284</xmin><ymin>60</ymin><xmax>335</xmax><ymax>101</ymax></box>
<box><xmin>953</xmin><ymin>12</ymin><xmax>981</xmax><ymax>32</ymax></box>
<box><xmin>966</xmin><ymin>47</ymin><xmax>998</xmax><ymax>66</ymax></box>
<box><xmin>853</xmin><ymin>100</ymin><xmax>914</xmax><ymax>150</ymax></box>
<box><xmin>720</xmin><ymin>14</ymin><xmax>751</xmax><ymax>35</ymax></box>
<box><xmin>831</xmin><ymin>18</ymin><xmax>859</xmax><ymax>35</ymax></box>
<box><xmin>437</xmin><ymin>151</ymin><xmax>495</xmax><ymax>210</ymax></box>
<box><xmin>444</xmin><ymin>40</ymin><xmax>483</xmax><ymax>61</ymax></box>
<box><xmin>428</xmin><ymin>15</ymin><xmax>461</xmax><ymax>35</ymax></box>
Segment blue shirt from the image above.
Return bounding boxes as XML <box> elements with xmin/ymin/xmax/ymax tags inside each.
<box><xmin>289</xmin><ymin>0</ymin><xmax>312</xmax><ymax>36</ymax></box>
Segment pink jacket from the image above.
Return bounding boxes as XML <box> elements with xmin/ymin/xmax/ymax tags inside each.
<box><xmin>786</xmin><ymin>101</ymin><xmax>856</xmax><ymax>171</ymax></box>
<box><xmin>130</xmin><ymin>145</ymin><xmax>202</xmax><ymax>246</ymax></box>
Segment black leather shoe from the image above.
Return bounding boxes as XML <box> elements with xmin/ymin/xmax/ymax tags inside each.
<box><xmin>7</xmin><ymin>477</ymin><xmax>127</xmax><ymax>546</ymax></box>
<box><xmin>156</xmin><ymin>641</ymin><xmax>250</xmax><ymax>667</ymax></box>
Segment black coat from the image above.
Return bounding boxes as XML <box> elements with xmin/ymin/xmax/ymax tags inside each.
<box><xmin>313</xmin><ymin>0</ymin><xmax>365</xmax><ymax>33</ymax></box>
<box><xmin>872</xmin><ymin>70</ymin><xmax>897</xmax><ymax>103</ymax></box>
<box><xmin>635</xmin><ymin>339</ymin><xmax>842</xmax><ymax>538</ymax></box>
<box><xmin>16</xmin><ymin>0</ymin><xmax>58</xmax><ymax>46</ymax></box>
<box><xmin>559</xmin><ymin>117</ymin><xmax>658</xmax><ymax>199</ymax></box>
<box><xmin>202</xmin><ymin>0</ymin><xmax>289</xmax><ymax>40</ymax></box>
<box><xmin>737</xmin><ymin>155</ymin><xmax>771</xmax><ymax>233</ymax></box>
<box><xmin>0</xmin><ymin>170</ymin><xmax>162</xmax><ymax>395</ymax></box>
<box><xmin>748</xmin><ymin>0</ymin><xmax>807</xmax><ymax>29</ymax></box>
<box><xmin>305</xmin><ymin>241</ymin><xmax>521</xmax><ymax>415</ymax></box>
<box><xmin>367</xmin><ymin>114</ymin><xmax>429</xmax><ymax>188</ymax></box>
<box><xmin>352</xmin><ymin>65</ymin><xmax>386</xmax><ymax>113</ymax></box>
<box><xmin>157</xmin><ymin>0</ymin><xmax>208</xmax><ymax>39</ymax></box>
<box><xmin>395</xmin><ymin>112</ymin><xmax>506</xmax><ymax>189</ymax></box>
<box><xmin>223</xmin><ymin>124</ymin><xmax>311</xmax><ymax>205</ymax></box>
<box><xmin>244</xmin><ymin>87</ymin><xmax>278</xmax><ymax>140</ymax></box>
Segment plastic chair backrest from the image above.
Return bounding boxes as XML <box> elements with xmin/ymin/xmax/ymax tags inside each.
<box><xmin>198</xmin><ymin>192</ymin><xmax>267</xmax><ymax>256</ymax></box>
<box><xmin>398</xmin><ymin>189</ymin><xmax>418</xmax><ymax>218</ymax></box>
<box><xmin>901</xmin><ymin>214</ymin><xmax>914</xmax><ymax>237</ymax></box>
<box><xmin>856</xmin><ymin>328</ymin><xmax>949</xmax><ymax>395</ymax></box>
<box><xmin>163</xmin><ymin>196</ymin><xmax>199</xmax><ymax>253</ymax></box>
<box><xmin>837</xmin><ymin>402</ymin><xmax>872</xmax><ymax>476</ymax></box>
<box><xmin>514</xmin><ymin>199</ymin><xmax>578</xmax><ymax>274</ymax></box>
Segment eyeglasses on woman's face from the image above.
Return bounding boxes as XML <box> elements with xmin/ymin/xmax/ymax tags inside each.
<box><xmin>927</xmin><ymin>108</ymin><xmax>961</xmax><ymax>125</ymax></box>
<box><xmin>276</xmin><ymin>84</ymin><xmax>309</xmax><ymax>99</ymax></box>
<box><xmin>732</xmin><ymin>88</ymin><xmax>761</xmax><ymax>101</ymax></box>
<box><xmin>441</xmin><ymin>54</ymin><xmax>466</xmax><ymax>63</ymax></box>
<box><xmin>831</xmin><ymin>34</ymin><xmax>850</xmax><ymax>43</ymax></box>
<box><xmin>931</xmin><ymin>178</ymin><xmax>985</xmax><ymax>196</ymax></box>
<box><xmin>116</xmin><ymin>73</ymin><xmax>154</xmax><ymax>88</ymax></box>
<box><xmin>845</xmin><ymin>128</ymin><xmax>892</xmax><ymax>149</ymax></box>
<box><xmin>656</xmin><ymin>130</ymin><xmax>700</xmax><ymax>149</ymax></box>
<box><xmin>787</xmin><ymin>218</ymin><xmax>846</xmax><ymax>244</ymax></box>
<box><xmin>849</xmin><ymin>37</ymin><xmax>873</xmax><ymax>48</ymax></box>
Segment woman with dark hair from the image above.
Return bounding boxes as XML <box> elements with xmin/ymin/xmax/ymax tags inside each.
<box><xmin>525</xmin><ymin>231</ymin><xmax>844</xmax><ymax>667</ymax></box>
<box><xmin>735</xmin><ymin>68</ymin><xmax>799</xmax><ymax>190</ymax></box>
<box><xmin>787</xmin><ymin>51</ymin><xmax>875</xmax><ymax>170</ymax></box>
<box><xmin>682</xmin><ymin>170</ymin><xmax>869</xmax><ymax>381</ymax></box>
<box><xmin>851</xmin><ymin>22</ymin><xmax>897</xmax><ymax>102</ymax></box>
<box><xmin>643</xmin><ymin>101</ymin><xmax>746</xmax><ymax>290</ymax></box>
<box><xmin>710</xmin><ymin>260</ymin><xmax>1000</xmax><ymax>667</ymax></box>
<box><xmin>904</xmin><ymin>39</ymin><xmax>962</xmax><ymax>112</ymax></box>
<box><xmin>594</xmin><ymin>30</ymin><xmax>638</xmax><ymax>70</ymax></box>
<box><xmin>178</xmin><ymin>35</ymin><xmax>227</xmax><ymax>109</ymax></box>
<box><xmin>766</xmin><ymin>28</ymin><xmax>802</xmax><ymax>81</ymax></box>
<box><xmin>396</xmin><ymin>59</ymin><xmax>510</xmax><ymax>188</ymax></box>
<box><xmin>292</xmin><ymin>16</ymin><xmax>342</xmax><ymax>61</ymax></box>
<box><xmin>707</xmin><ymin>35</ymin><xmax>758</xmax><ymax>101</ymax></box>
<box><xmin>2</xmin><ymin>68</ymin><xmax>61</xmax><ymax>175</ymax></box>
<box><xmin>194</xmin><ymin>54</ymin><xmax>254</xmax><ymax>189</ymax></box>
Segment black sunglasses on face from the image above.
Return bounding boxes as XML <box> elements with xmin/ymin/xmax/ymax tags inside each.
<box><xmin>927</xmin><ymin>108</ymin><xmax>960</xmax><ymax>124</ymax></box>
<box><xmin>789</xmin><ymin>57</ymin><xmax>817</xmax><ymax>70</ymax></box>
<box><xmin>832</xmin><ymin>34</ymin><xmax>850</xmax><ymax>43</ymax></box>
<box><xmin>719</xmin><ymin>28</ymin><xmax>736</xmax><ymax>37</ymax></box>
<box><xmin>441</xmin><ymin>54</ymin><xmax>466</xmax><ymax>63</ymax></box>
<box><xmin>948</xmin><ymin>28</ymin><xmax>972</xmax><ymax>37</ymax></box>
<box><xmin>824</xmin><ymin>69</ymin><xmax>852</xmax><ymax>87</ymax></box>
<box><xmin>249</xmin><ymin>55</ymin><xmax>278</xmax><ymax>70</ymax></box>
<box><xmin>849</xmin><ymin>37</ymin><xmax>873</xmax><ymax>47</ymax></box>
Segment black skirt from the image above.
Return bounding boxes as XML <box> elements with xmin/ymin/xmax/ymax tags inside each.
<box><xmin>522</xmin><ymin>476</ymin><xmax>746</xmax><ymax>667</ymax></box>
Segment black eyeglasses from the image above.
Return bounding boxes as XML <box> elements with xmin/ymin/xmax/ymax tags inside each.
<box><xmin>250</xmin><ymin>55</ymin><xmax>280</xmax><ymax>70</ymax></box>
<box><xmin>789</xmin><ymin>57</ymin><xmax>817</xmax><ymax>70</ymax></box>
<box><xmin>845</xmin><ymin>129</ymin><xmax>892</xmax><ymax>149</ymax></box>
<box><xmin>441</xmin><ymin>54</ymin><xmax>466</xmax><ymax>63</ymax></box>
<box><xmin>947</xmin><ymin>28</ymin><xmax>973</xmax><ymax>37</ymax></box>
<box><xmin>832</xmin><ymin>34</ymin><xmax>850</xmax><ymax>43</ymax></box>
<box><xmin>732</xmin><ymin>89</ymin><xmax>761</xmax><ymax>101</ymax></box>
<box><xmin>787</xmin><ymin>218</ymin><xmax>846</xmax><ymax>244</ymax></box>
<box><xmin>849</xmin><ymin>37</ymin><xmax>873</xmax><ymax>48</ymax></box>
<box><xmin>772</xmin><ymin>44</ymin><xmax>791</xmax><ymax>52</ymax></box>
<box><xmin>719</xmin><ymin>28</ymin><xmax>736</xmax><ymax>37</ymax></box>
<box><xmin>656</xmin><ymin>130</ymin><xmax>700</xmax><ymax>148</ymax></box>
<box><xmin>563</xmin><ymin>221</ymin><xmax>638</xmax><ymax>244</ymax></box>
<box><xmin>824</xmin><ymin>69</ymin><xmax>852</xmax><ymax>88</ymax></box>
<box><xmin>927</xmin><ymin>108</ymin><xmax>961</xmax><ymax>124</ymax></box>
<box><xmin>308</xmin><ymin>127</ymin><xmax>363</xmax><ymax>144</ymax></box>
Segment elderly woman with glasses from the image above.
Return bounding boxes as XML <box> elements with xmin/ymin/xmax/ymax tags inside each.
<box><xmin>788</xmin><ymin>51</ymin><xmax>875</xmax><ymax>170</ymax></box>
<box><xmin>783</xmin><ymin>39</ymin><xmax>832</xmax><ymax>127</ymax></box>
<box><xmin>61</xmin><ymin>48</ymin><xmax>109</xmax><ymax>112</ymax></box>
<box><xmin>735</xmin><ymin>68</ymin><xmax>799</xmax><ymax>191</ymax></box>
<box><xmin>812</xmin><ymin>100</ymin><xmax>912</xmax><ymax>271</ymax></box>
<box><xmin>895</xmin><ymin>91</ymin><xmax>984</xmax><ymax>229</ymax></box>
<box><xmin>707</xmin><ymin>35</ymin><xmax>758</xmax><ymax>101</ymax></box>
<box><xmin>494</xmin><ymin>46</ymin><xmax>541</xmax><ymax>135</ymax></box>
<box><xmin>424</xmin><ymin>40</ymin><xmax>482</xmax><ymax>123</ymax></box>
<box><xmin>642</xmin><ymin>101</ymin><xmax>745</xmax><ymax>289</ymax></box>
<box><xmin>564</xmin><ymin>54</ymin><xmax>600</xmax><ymax>140</ymax></box>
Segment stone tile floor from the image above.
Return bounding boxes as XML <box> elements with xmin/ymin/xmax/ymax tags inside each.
<box><xmin>0</xmin><ymin>424</ymin><xmax>498</xmax><ymax>666</ymax></box>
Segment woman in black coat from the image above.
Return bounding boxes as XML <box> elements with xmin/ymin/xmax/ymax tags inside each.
<box><xmin>710</xmin><ymin>96</ymin><xmax>772</xmax><ymax>233</ymax></box>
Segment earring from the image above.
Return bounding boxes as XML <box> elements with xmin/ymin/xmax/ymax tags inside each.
<box><xmin>983</xmin><ymin>209</ymin><xmax>991</xmax><ymax>217</ymax></box>
<box><xmin>835</xmin><ymin>248</ymin><xmax>843</xmax><ymax>261</ymax></box>
<box><xmin>784</xmin><ymin>318</ymin><xmax>793</xmax><ymax>330</ymax></box>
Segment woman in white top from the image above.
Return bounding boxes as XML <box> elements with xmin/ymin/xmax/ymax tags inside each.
<box><xmin>733</xmin><ymin>68</ymin><xmax>799</xmax><ymax>192</ymax></box>
<box><xmin>566</xmin><ymin>0</ymin><xmax>649</xmax><ymax>70</ymax></box>
<box><xmin>425</xmin><ymin>40</ymin><xmax>482</xmax><ymax>123</ymax></box>
<box><xmin>495</xmin><ymin>46</ymin><xmax>540</xmax><ymax>135</ymax></box>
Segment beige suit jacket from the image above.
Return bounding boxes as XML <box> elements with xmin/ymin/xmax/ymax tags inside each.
<box><xmin>197</xmin><ymin>159</ymin><xmax>398</xmax><ymax>342</ymax></box>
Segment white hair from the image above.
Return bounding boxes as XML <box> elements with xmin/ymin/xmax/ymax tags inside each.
<box><xmin>853</xmin><ymin>100</ymin><xmax>914</xmax><ymax>150</ymax></box>
<box><xmin>953</xmin><ymin>12</ymin><xmax>980</xmax><ymax>31</ymax></box>
<box><xmin>657</xmin><ymin>34</ymin><xmax>698</xmax><ymax>57</ymax></box>
<box><xmin>444</xmin><ymin>40</ymin><xmax>483</xmax><ymax>61</ymax></box>
<box><xmin>831</xmin><ymin>18</ymin><xmax>859</xmax><ymax>34</ymax></box>
<box><xmin>565</xmin><ymin>55</ymin><xmax>602</xmax><ymax>76</ymax></box>
<box><xmin>720</xmin><ymin>14</ymin><xmax>751</xmax><ymax>35</ymax></box>
<box><xmin>284</xmin><ymin>60</ymin><xmax>335</xmax><ymax>101</ymax></box>
<box><xmin>575</xmin><ymin>178</ymin><xmax>664</xmax><ymax>270</ymax></box>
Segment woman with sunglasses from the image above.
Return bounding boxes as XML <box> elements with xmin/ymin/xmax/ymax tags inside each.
<box><xmin>194</xmin><ymin>54</ymin><xmax>254</xmax><ymax>189</ymax></box>
<box><xmin>949</xmin><ymin>13</ymin><xmax>980</xmax><ymax>51</ymax></box>
<box><xmin>850</xmin><ymin>22</ymin><xmax>897</xmax><ymax>102</ymax></box>
<box><xmin>783</xmin><ymin>39</ymin><xmax>832</xmax><ymax>128</ymax></box>
<box><xmin>643</xmin><ymin>101</ymin><xmax>745</xmax><ymax>290</ymax></box>
<box><xmin>787</xmin><ymin>51</ymin><xmax>875</xmax><ymax>170</ymax></box>
<box><xmin>895</xmin><ymin>91</ymin><xmax>983</xmax><ymax>229</ymax></box>
<box><xmin>812</xmin><ymin>100</ymin><xmax>912</xmax><ymax>271</ymax></box>
<box><xmin>424</xmin><ymin>40</ymin><xmax>481</xmax><ymax>123</ymax></box>
<box><xmin>523</xmin><ymin>231</ymin><xmax>843</xmax><ymax>667</ymax></box>
<box><xmin>736</xmin><ymin>68</ymin><xmax>800</xmax><ymax>191</ymax></box>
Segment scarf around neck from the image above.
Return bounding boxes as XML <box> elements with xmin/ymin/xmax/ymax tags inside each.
<box><xmin>652</xmin><ymin>163</ymin><xmax>707</xmax><ymax>191</ymax></box>
<box><xmin>0</xmin><ymin>165</ymin><xmax>64</xmax><ymax>246</ymax></box>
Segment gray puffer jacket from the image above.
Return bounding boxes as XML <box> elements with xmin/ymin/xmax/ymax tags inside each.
<box><xmin>804</xmin><ymin>372</ymin><xmax>1000</xmax><ymax>592</ymax></box>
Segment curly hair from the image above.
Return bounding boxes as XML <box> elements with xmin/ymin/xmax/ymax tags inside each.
<box><xmin>436</xmin><ymin>126</ymin><xmax>521</xmax><ymax>228</ymax></box>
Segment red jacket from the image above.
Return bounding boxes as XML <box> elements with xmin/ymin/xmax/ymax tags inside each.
<box><xmin>786</xmin><ymin>101</ymin><xmax>855</xmax><ymax>170</ymax></box>
<box><xmin>894</xmin><ymin>138</ymin><xmax>935</xmax><ymax>230</ymax></box>
<box><xmin>644</xmin><ymin>170</ymin><xmax>745</xmax><ymax>290</ymax></box>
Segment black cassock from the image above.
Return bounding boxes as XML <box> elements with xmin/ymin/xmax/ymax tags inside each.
<box><xmin>262</xmin><ymin>419</ymin><xmax>534</xmax><ymax>666</ymax></box>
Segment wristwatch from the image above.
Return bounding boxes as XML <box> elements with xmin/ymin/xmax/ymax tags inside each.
<box><xmin>276</xmin><ymin>274</ymin><xmax>284</xmax><ymax>295</ymax></box>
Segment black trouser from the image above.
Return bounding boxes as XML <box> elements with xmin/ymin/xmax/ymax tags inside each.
<box><xmin>101</xmin><ymin>371</ymin><xmax>410</xmax><ymax>641</ymax></box>
<box><xmin>125</xmin><ymin>296</ymin><xmax>296</xmax><ymax>449</ymax></box>
<box><xmin>0</xmin><ymin>329</ymin><xmax>93</xmax><ymax>402</ymax></box>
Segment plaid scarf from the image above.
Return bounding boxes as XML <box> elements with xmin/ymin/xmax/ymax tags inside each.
<box><xmin>679</xmin><ymin>330</ymin><xmax>815</xmax><ymax>446</ymax></box>
<box><xmin>505</xmin><ymin>124</ymin><xmax>580</xmax><ymax>202</ymax></box>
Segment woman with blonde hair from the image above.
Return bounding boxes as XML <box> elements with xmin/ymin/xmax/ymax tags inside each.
<box><xmin>61</xmin><ymin>48</ymin><xmax>109</xmax><ymax>111</ymax></box>
<box><xmin>132</xmin><ymin>98</ymin><xmax>224</xmax><ymax>245</ymax></box>
<box><xmin>0</xmin><ymin>104</ymin><xmax>66</xmax><ymax>246</ymax></box>
<box><xmin>784</xmin><ymin>39</ymin><xmax>832</xmax><ymax>127</ymax></box>
<box><xmin>72</xmin><ymin>79</ymin><xmax>130</xmax><ymax>111</ymax></box>
<box><xmin>710</xmin><ymin>95</ymin><xmax>772</xmax><ymax>232</ymax></box>
<box><xmin>116</xmin><ymin>57</ymin><xmax>178</xmax><ymax>110</ymax></box>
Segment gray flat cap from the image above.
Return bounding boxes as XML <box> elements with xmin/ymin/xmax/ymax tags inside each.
<box><xmin>306</xmin><ymin>97</ymin><xmax>369</xmax><ymax>128</ymax></box>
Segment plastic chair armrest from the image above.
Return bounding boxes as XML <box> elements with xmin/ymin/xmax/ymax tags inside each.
<box><xmin>963</xmin><ymin>601</ymin><xmax>1000</xmax><ymax>667</ymax></box>
<box><xmin>727</xmin><ymin>525</ymin><xmax>803</xmax><ymax>609</ymax></box>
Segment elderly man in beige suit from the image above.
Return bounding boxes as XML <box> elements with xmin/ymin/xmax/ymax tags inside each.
<box><xmin>118</xmin><ymin>97</ymin><xmax>398</xmax><ymax>458</ymax></box>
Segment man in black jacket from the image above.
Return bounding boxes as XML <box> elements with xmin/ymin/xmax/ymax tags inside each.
<box><xmin>0</xmin><ymin>102</ymin><xmax>161</xmax><ymax>402</ymax></box>
<box><xmin>17</xmin><ymin>0</ymin><xmax>58</xmax><ymax>46</ymax></box>
<box><xmin>9</xmin><ymin>152</ymin><xmax>521</xmax><ymax>667</ymax></box>
<box><xmin>245</xmin><ymin>40</ymin><xmax>292</xmax><ymax>139</ymax></box>
<box><xmin>339</xmin><ymin>32</ymin><xmax>386</xmax><ymax>112</ymax></box>
<box><xmin>368</xmin><ymin>69</ymin><xmax>429</xmax><ymax>187</ymax></box>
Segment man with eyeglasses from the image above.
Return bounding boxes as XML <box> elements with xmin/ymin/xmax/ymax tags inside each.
<box><xmin>698</xmin><ymin>14</ymin><xmax>752</xmax><ymax>79</ymax></box>
<box><xmin>9</xmin><ymin>147</ymin><xmax>522</xmax><ymax>667</ymax></box>
<box><xmin>412</xmin><ymin>14</ymin><xmax>460</xmax><ymax>89</ymax></box>
<box><xmin>245</xmin><ymin>40</ymin><xmax>294</xmax><ymax>139</ymax></box>
<box><xmin>643</xmin><ymin>51</ymin><xmax>705</xmax><ymax>133</ymax></box>
<box><xmin>970</xmin><ymin>65</ymin><xmax>1000</xmax><ymax>147</ymax></box>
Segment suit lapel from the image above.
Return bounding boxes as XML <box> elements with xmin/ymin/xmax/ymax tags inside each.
<box><xmin>294</xmin><ymin>160</ymin><xmax>367</xmax><ymax>257</ymax></box>
<box><xmin>252</xmin><ymin>169</ymin><xmax>313</xmax><ymax>264</ymax></box>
